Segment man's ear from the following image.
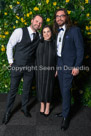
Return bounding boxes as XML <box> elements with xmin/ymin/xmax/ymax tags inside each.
<box><xmin>31</xmin><ymin>19</ymin><xmax>33</xmax><ymax>24</ymax></box>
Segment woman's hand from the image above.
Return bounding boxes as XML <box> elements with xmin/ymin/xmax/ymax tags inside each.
<box><xmin>55</xmin><ymin>71</ymin><xmax>58</xmax><ymax>77</ymax></box>
<box><xmin>9</xmin><ymin>63</ymin><xmax>13</xmax><ymax>67</ymax></box>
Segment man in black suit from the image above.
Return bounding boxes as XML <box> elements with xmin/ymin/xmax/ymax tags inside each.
<box><xmin>2</xmin><ymin>15</ymin><xmax>43</xmax><ymax>124</ymax></box>
<box><xmin>53</xmin><ymin>8</ymin><xmax>84</xmax><ymax>130</ymax></box>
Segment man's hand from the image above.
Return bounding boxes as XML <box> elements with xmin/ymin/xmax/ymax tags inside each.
<box><xmin>72</xmin><ymin>68</ymin><xmax>79</xmax><ymax>76</ymax></box>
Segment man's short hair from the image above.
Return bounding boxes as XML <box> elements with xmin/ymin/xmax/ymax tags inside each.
<box><xmin>33</xmin><ymin>14</ymin><xmax>43</xmax><ymax>21</ymax></box>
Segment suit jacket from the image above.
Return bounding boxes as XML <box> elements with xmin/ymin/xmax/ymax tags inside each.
<box><xmin>57</xmin><ymin>26</ymin><xmax>84</xmax><ymax>68</ymax></box>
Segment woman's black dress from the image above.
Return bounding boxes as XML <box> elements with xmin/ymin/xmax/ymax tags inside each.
<box><xmin>36</xmin><ymin>40</ymin><xmax>56</xmax><ymax>102</ymax></box>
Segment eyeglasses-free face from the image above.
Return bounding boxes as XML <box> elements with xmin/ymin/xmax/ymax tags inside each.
<box><xmin>43</xmin><ymin>27</ymin><xmax>52</xmax><ymax>41</ymax></box>
<box><xmin>31</xmin><ymin>16</ymin><xmax>43</xmax><ymax>31</ymax></box>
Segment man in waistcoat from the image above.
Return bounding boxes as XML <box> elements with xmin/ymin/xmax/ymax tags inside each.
<box><xmin>53</xmin><ymin>8</ymin><xmax>84</xmax><ymax>130</ymax></box>
<box><xmin>2</xmin><ymin>15</ymin><xmax>43</xmax><ymax>124</ymax></box>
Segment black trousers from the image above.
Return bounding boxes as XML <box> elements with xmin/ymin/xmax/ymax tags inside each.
<box><xmin>57</xmin><ymin>57</ymin><xmax>73</xmax><ymax>118</ymax></box>
<box><xmin>5</xmin><ymin>64</ymin><xmax>34</xmax><ymax>113</ymax></box>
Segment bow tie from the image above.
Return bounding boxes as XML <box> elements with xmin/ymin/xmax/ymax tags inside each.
<box><xmin>58</xmin><ymin>28</ymin><xmax>64</xmax><ymax>32</ymax></box>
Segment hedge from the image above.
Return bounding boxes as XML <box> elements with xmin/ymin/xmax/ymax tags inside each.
<box><xmin>0</xmin><ymin>0</ymin><xmax>91</xmax><ymax>106</ymax></box>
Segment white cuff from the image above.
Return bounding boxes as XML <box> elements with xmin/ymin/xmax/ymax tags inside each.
<box><xmin>8</xmin><ymin>59</ymin><xmax>13</xmax><ymax>64</ymax></box>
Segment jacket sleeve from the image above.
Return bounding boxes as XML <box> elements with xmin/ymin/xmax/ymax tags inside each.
<box><xmin>73</xmin><ymin>27</ymin><xmax>84</xmax><ymax>67</ymax></box>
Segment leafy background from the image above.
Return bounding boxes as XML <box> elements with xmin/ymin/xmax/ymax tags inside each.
<box><xmin>0</xmin><ymin>0</ymin><xmax>91</xmax><ymax>106</ymax></box>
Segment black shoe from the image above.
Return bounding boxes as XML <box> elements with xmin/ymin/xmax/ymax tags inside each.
<box><xmin>44</xmin><ymin>113</ymin><xmax>50</xmax><ymax>117</ymax></box>
<box><xmin>55</xmin><ymin>112</ymin><xmax>63</xmax><ymax>117</ymax></box>
<box><xmin>61</xmin><ymin>117</ymin><xmax>70</xmax><ymax>131</ymax></box>
<box><xmin>44</xmin><ymin>111</ymin><xmax>50</xmax><ymax>117</ymax></box>
<box><xmin>2</xmin><ymin>112</ymin><xmax>11</xmax><ymax>125</ymax></box>
<box><xmin>40</xmin><ymin>112</ymin><xmax>44</xmax><ymax>115</ymax></box>
<box><xmin>21</xmin><ymin>109</ymin><xmax>31</xmax><ymax>117</ymax></box>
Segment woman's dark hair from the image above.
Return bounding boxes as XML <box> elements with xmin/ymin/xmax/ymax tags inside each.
<box><xmin>53</xmin><ymin>8</ymin><xmax>72</xmax><ymax>34</ymax></box>
<box><xmin>40</xmin><ymin>25</ymin><xmax>53</xmax><ymax>42</ymax></box>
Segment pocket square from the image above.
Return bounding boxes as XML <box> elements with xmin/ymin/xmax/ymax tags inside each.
<box><xmin>65</xmin><ymin>35</ymin><xmax>69</xmax><ymax>39</ymax></box>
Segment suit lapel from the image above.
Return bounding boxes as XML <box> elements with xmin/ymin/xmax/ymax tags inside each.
<box><xmin>25</xmin><ymin>27</ymin><xmax>31</xmax><ymax>42</ymax></box>
<box><xmin>61</xmin><ymin>28</ymin><xmax>69</xmax><ymax>52</ymax></box>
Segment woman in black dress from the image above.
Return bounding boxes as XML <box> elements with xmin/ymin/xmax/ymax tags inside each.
<box><xmin>36</xmin><ymin>25</ymin><xmax>57</xmax><ymax>116</ymax></box>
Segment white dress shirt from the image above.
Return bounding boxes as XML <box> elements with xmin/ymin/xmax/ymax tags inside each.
<box><xmin>6</xmin><ymin>26</ymin><xmax>36</xmax><ymax>64</ymax></box>
<box><xmin>57</xmin><ymin>25</ymin><xmax>66</xmax><ymax>57</ymax></box>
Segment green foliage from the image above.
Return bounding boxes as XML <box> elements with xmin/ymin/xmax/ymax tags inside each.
<box><xmin>0</xmin><ymin>0</ymin><xmax>91</xmax><ymax>106</ymax></box>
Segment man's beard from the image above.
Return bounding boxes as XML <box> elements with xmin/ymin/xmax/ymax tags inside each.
<box><xmin>32</xmin><ymin>24</ymin><xmax>39</xmax><ymax>31</ymax></box>
<box><xmin>58</xmin><ymin>22</ymin><xmax>65</xmax><ymax>27</ymax></box>
<box><xmin>57</xmin><ymin>19</ymin><xmax>66</xmax><ymax>27</ymax></box>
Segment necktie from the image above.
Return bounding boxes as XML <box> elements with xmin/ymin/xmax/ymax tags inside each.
<box><xmin>58</xmin><ymin>28</ymin><xmax>64</xmax><ymax>33</ymax></box>
<box><xmin>32</xmin><ymin>33</ymin><xmax>36</xmax><ymax>40</ymax></box>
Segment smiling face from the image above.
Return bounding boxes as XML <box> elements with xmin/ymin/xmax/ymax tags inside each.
<box><xmin>43</xmin><ymin>27</ymin><xmax>52</xmax><ymax>41</ymax></box>
<box><xmin>31</xmin><ymin>15</ymin><xmax>43</xmax><ymax>31</ymax></box>
<box><xmin>56</xmin><ymin>11</ymin><xmax>67</xmax><ymax>27</ymax></box>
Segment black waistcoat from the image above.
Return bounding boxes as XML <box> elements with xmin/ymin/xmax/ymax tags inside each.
<box><xmin>14</xmin><ymin>27</ymin><xmax>39</xmax><ymax>66</ymax></box>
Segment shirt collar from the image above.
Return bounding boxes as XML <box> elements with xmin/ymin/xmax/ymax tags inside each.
<box><xmin>59</xmin><ymin>24</ymin><xmax>66</xmax><ymax>32</ymax></box>
<box><xmin>27</xmin><ymin>26</ymin><xmax>36</xmax><ymax>35</ymax></box>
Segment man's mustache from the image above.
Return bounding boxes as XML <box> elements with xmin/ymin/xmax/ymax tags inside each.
<box><xmin>58</xmin><ymin>20</ymin><xmax>63</xmax><ymax>22</ymax></box>
<box><xmin>34</xmin><ymin>24</ymin><xmax>39</xmax><ymax>27</ymax></box>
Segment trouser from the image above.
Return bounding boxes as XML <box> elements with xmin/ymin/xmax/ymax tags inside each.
<box><xmin>57</xmin><ymin>57</ymin><xmax>73</xmax><ymax>118</ymax></box>
<box><xmin>5</xmin><ymin>64</ymin><xmax>34</xmax><ymax>113</ymax></box>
